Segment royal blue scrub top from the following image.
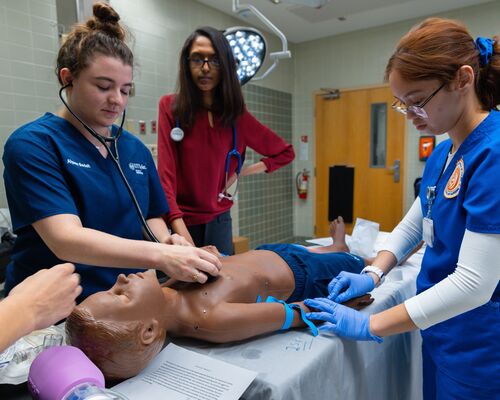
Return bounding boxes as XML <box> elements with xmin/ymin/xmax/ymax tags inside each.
<box><xmin>2</xmin><ymin>113</ymin><xmax>169</xmax><ymax>301</ymax></box>
<box><xmin>418</xmin><ymin>110</ymin><xmax>500</xmax><ymax>393</ymax></box>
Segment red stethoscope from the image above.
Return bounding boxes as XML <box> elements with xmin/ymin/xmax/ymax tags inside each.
<box><xmin>171</xmin><ymin>121</ymin><xmax>242</xmax><ymax>202</ymax></box>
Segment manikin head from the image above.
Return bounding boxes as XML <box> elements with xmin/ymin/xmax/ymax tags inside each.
<box><xmin>66</xmin><ymin>270</ymin><xmax>167</xmax><ymax>380</ymax></box>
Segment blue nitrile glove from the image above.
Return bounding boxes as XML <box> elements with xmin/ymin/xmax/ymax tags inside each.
<box><xmin>328</xmin><ymin>271</ymin><xmax>375</xmax><ymax>303</ymax></box>
<box><xmin>304</xmin><ymin>297</ymin><xmax>382</xmax><ymax>343</ymax></box>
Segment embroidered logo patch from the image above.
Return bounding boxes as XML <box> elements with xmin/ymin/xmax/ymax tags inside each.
<box><xmin>444</xmin><ymin>157</ymin><xmax>464</xmax><ymax>199</ymax></box>
<box><xmin>128</xmin><ymin>162</ymin><xmax>147</xmax><ymax>175</ymax></box>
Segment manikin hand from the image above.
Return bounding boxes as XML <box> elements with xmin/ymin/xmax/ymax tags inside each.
<box><xmin>9</xmin><ymin>263</ymin><xmax>82</xmax><ymax>331</ymax></box>
<box><xmin>342</xmin><ymin>293</ymin><xmax>375</xmax><ymax>310</ymax></box>
<box><xmin>165</xmin><ymin>233</ymin><xmax>193</xmax><ymax>246</ymax></box>
<box><xmin>305</xmin><ymin>297</ymin><xmax>382</xmax><ymax>343</ymax></box>
<box><xmin>328</xmin><ymin>271</ymin><xmax>375</xmax><ymax>303</ymax></box>
<box><xmin>157</xmin><ymin>244</ymin><xmax>222</xmax><ymax>284</ymax></box>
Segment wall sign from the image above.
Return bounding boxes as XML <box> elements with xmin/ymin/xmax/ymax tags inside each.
<box><xmin>419</xmin><ymin>136</ymin><xmax>436</xmax><ymax>161</ymax></box>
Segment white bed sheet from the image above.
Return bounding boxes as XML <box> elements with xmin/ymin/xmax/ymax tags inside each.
<box><xmin>172</xmin><ymin>233</ymin><xmax>424</xmax><ymax>400</ymax></box>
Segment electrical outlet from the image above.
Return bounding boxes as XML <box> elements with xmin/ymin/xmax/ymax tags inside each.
<box><xmin>139</xmin><ymin>120</ymin><xmax>146</xmax><ymax>135</ymax></box>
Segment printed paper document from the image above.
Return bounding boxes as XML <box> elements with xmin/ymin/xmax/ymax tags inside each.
<box><xmin>112</xmin><ymin>343</ymin><xmax>257</xmax><ymax>400</ymax></box>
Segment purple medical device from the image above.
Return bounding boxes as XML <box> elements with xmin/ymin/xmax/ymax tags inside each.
<box><xmin>27</xmin><ymin>345</ymin><xmax>125</xmax><ymax>400</ymax></box>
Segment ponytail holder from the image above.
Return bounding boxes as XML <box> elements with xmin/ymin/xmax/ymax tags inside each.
<box><xmin>475</xmin><ymin>37</ymin><xmax>494</xmax><ymax>67</ymax></box>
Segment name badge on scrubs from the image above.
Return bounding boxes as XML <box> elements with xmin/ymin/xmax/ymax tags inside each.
<box><xmin>423</xmin><ymin>217</ymin><xmax>434</xmax><ymax>247</ymax></box>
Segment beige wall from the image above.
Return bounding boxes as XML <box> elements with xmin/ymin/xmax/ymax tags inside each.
<box><xmin>292</xmin><ymin>0</ymin><xmax>500</xmax><ymax>237</ymax></box>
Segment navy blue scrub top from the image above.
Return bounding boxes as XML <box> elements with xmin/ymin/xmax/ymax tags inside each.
<box><xmin>417</xmin><ymin>110</ymin><xmax>500</xmax><ymax>389</ymax></box>
<box><xmin>2</xmin><ymin>113</ymin><xmax>169</xmax><ymax>301</ymax></box>
<box><xmin>418</xmin><ymin>110</ymin><xmax>500</xmax><ymax>300</ymax></box>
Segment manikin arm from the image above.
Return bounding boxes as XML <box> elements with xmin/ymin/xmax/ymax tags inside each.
<box><xmin>187</xmin><ymin>301</ymin><xmax>308</xmax><ymax>344</ymax></box>
<box><xmin>181</xmin><ymin>295</ymin><xmax>373</xmax><ymax>344</ymax></box>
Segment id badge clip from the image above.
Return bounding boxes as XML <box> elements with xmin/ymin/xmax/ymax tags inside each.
<box><xmin>423</xmin><ymin>217</ymin><xmax>434</xmax><ymax>247</ymax></box>
<box><xmin>423</xmin><ymin>186</ymin><xmax>436</xmax><ymax>247</ymax></box>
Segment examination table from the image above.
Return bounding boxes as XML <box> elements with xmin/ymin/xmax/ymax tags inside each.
<box><xmin>172</xmin><ymin>234</ymin><xmax>424</xmax><ymax>400</ymax></box>
<box><xmin>0</xmin><ymin>234</ymin><xmax>424</xmax><ymax>400</ymax></box>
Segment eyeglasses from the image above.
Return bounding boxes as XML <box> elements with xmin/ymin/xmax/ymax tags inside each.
<box><xmin>392</xmin><ymin>82</ymin><xmax>446</xmax><ymax>119</ymax></box>
<box><xmin>188</xmin><ymin>56</ymin><xmax>221</xmax><ymax>69</ymax></box>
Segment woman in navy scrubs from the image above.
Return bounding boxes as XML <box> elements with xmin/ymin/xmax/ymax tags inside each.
<box><xmin>305</xmin><ymin>18</ymin><xmax>500</xmax><ymax>399</ymax></box>
<box><xmin>2</xmin><ymin>3</ymin><xmax>220</xmax><ymax>302</ymax></box>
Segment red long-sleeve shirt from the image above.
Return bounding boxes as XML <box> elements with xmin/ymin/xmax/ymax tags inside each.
<box><xmin>157</xmin><ymin>94</ymin><xmax>295</xmax><ymax>226</ymax></box>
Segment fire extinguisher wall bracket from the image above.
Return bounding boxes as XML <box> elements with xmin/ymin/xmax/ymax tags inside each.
<box><xmin>296</xmin><ymin>169</ymin><xmax>309</xmax><ymax>200</ymax></box>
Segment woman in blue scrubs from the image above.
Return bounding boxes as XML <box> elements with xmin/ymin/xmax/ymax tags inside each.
<box><xmin>305</xmin><ymin>18</ymin><xmax>500</xmax><ymax>399</ymax></box>
<box><xmin>2</xmin><ymin>3</ymin><xmax>221</xmax><ymax>302</ymax></box>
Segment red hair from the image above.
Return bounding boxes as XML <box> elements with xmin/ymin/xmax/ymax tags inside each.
<box><xmin>385</xmin><ymin>17</ymin><xmax>500</xmax><ymax>110</ymax></box>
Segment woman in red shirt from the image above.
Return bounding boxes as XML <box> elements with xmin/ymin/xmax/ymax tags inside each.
<box><xmin>158</xmin><ymin>26</ymin><xmax>294</xmax><ymax>254</ymax></box>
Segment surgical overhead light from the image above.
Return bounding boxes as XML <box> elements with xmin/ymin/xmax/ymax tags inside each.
<box><xmin>224</xmin><ymin>27</ymin><xmax>267</xmax><ymax>85</ymax></box>
<box><xmin>226</xmin><ymin>0</ymin><xmax>291</xmax><ymax>85</ymax></box>
<box><xmin>269</xmin><ymin>0</ymin><xmax>330</xmax><ymax>7</ymax></box>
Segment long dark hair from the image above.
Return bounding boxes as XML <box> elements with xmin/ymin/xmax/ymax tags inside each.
<box><xmin>385</xmin><ymin>17</ymin><xmax>500</xmax><ymax>111</ymax></box>
<box><xmin>173</xmin><ymin>26</ymin><xmax>245</xmax><ymax>127</ymax></box>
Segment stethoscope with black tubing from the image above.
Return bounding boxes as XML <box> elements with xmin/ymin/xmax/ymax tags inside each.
<box><xmin>59</xmin><ymin>84</ymin><xmax>169</xmax><ymax>279</ymax></box>
<box><xmin>171</xmin><ymin>120</ymin><xmax>242</xmax><ymax>202</ymax></box>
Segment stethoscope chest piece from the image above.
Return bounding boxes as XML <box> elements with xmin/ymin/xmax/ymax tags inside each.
<box><xmin>170</xmin><ymin>127</ymin><xmax>184</xmax><ymax>142</ymax></box>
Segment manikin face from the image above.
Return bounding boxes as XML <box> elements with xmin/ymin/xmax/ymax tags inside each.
<box><xmin>64</xmin><ymin>54</ymin><xmax>133</xmax><ymax>134</ymax></box>
<box><xmin>389</xmin><ymin>69</ymin><xmax>462</xmax><ymax>136</ymax></box>
<box><xmin>78</xmin><ymin>270</ymin><xmax>165</xmax><ymax>323</ymax></box>
<box><xmin>188</xmin><ymin>35</ymin><xmax>221</xmax><ymax>94</ymax></box>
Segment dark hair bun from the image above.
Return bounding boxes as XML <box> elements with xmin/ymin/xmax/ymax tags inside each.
<box><xmin>93</xmin><ymin>2</ymin><xmax>120</xmax><ymax>25</ymax></box>
<box><xmin>85</xmin><ymin>2</ymin><xmax>125</xmax><ymax>41</ymax></box>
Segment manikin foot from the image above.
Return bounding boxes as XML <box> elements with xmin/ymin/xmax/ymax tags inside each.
<box><xmin>329</xmin><ymin>216</ymin><xmax>349</xmax><ymax>253</ymax></box>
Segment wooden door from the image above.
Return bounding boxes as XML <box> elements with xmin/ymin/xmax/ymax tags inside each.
<box><xmin>315</xmin><ymin>86</ymin><xmax>406</xmax><ymax>236</ymax></box>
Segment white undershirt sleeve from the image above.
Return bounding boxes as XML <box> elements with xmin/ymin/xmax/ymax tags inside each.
<box><xmin>404</xmin><ymin>229</ymin><xmax>500</xmax><ymax>330</ymax></box>
<box><xmin>379</xmin><ymin>198</ymin><xmax>423</xmax><ymax>262</ymax></box>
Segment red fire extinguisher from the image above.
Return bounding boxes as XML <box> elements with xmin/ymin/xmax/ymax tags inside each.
<box><xmin>296</xmin><ymin>169</ymin><xmax>310</xmax><ymax>200</ymax></box>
